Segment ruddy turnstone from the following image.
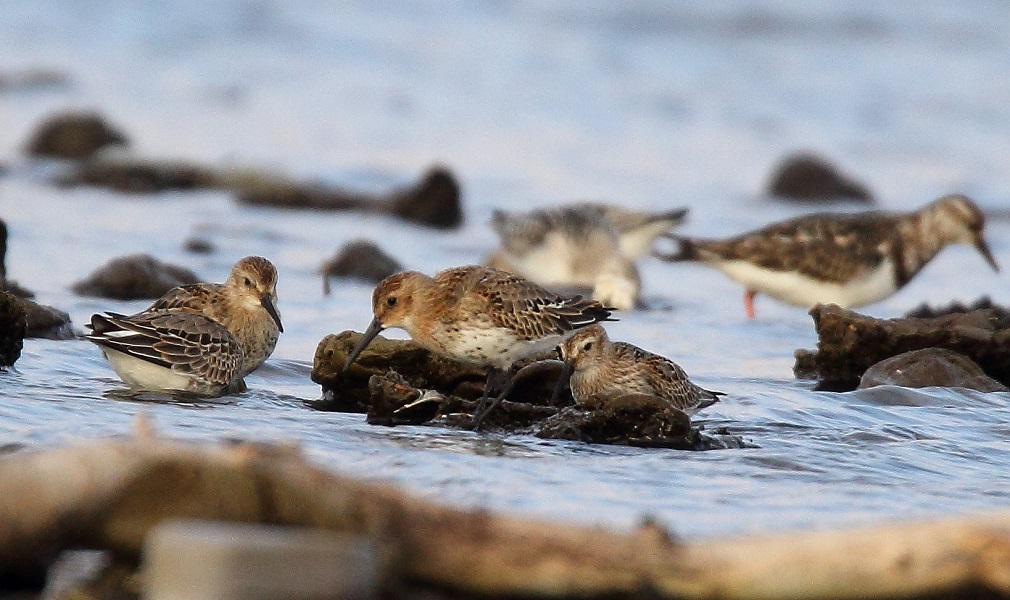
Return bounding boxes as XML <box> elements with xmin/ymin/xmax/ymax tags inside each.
<box><xmin>656</xmin><ymin>194</ymin><xmax>1000</xmax><ymax>317</ymax></box>
<box><xmin>485</xmin><ymin>203</ymin><xmax>685</xmax><ymax>310</ymax></box>
<box><xmin>86</xmin><ymin>256</ymin><xmax>283</xmax><ymax>396</ymax></box>
<box><xmin>554</xmin><ymin>324</ymin><xmax>721</xmax><ymax>415</ymax></box>
<box><xmin>342</xmin><ymin>265</ymin><xmax>614</xmax><ymax>428</ymax></box>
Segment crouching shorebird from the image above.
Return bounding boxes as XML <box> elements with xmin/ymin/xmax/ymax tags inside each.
<box><xmin>341</xmin><ymin>265</ymin><xmax>614</xmax><ymax>429</ymax></box>
<box><xmin>86</xmin><ymin>256</ymin><xmax>283</xmax><ymax>396</ymax></box>
<box><xmin>555</xmin><ymin>325</ymin><xmax>721</xmax><ymax>415</ymax></box>
<box><xmin>655</xmin><ymin>194</ymin><xmax>1000</xmax><ymax>318</ymax></box>
<box><xmin>486</xmin><ymin>203</ymin><xmax>688</xmax><ymax>310</ymax></box>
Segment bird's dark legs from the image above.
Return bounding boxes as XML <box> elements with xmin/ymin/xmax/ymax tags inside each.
<box><xmin>470</xmin><ymin>367</ymin><xmax>515</xmax><ymax>431</ymax></box>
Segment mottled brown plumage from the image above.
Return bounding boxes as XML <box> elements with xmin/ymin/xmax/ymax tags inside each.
<box><xmin>88</xmin><ymin>311</ymin><xmax>242</xmax><ymax>392</ymax></box>
<box><xmin>343</xmin><ymin>265</ymin><xmax>615</xmax><ymax>427</ymax></box>
<box><xmin>148</xmin><ymin>256</ymin><xmax>282</xmax><ymax>377</ymax></box>
<box><xmin>558</xmin><ymin>325</ymin><xmax>721</xmax><ymax>415</ymax></box>
<box><xmin>86</xmin><ymin>256</ymin><xmax>283</xmax><ymax>395</ymax></box>
<box><xmin>658</xmin><ymin>194</ymin><xmax>999</xmax><ymax>316</ymax></box>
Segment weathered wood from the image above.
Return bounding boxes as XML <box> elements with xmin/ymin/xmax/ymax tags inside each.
<box><xmin>794</xmin><ymin>303</ymin><xmax>1010</xmax><ymax>391</ymax></box>
<box><xmin>2</xmin><ymin>431</ymin><xmax>1010</xmax><ymax>598</ymax></box>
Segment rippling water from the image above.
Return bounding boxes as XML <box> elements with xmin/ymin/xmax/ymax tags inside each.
<box><xmin>2</xmin><ymin>1</ymin><xmax>1010</xmax><ymax>538</ymax></box>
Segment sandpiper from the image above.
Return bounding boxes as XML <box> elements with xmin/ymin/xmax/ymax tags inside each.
<box><xmin>555</xmin><ymin>325</ymin><xmax>721</xmax><ymax>415</ymax></box>
<box><xmin>486</xmin><ymin>203</ymin><xmax>686</xmax><ymax>310</ymax></box>
<box><xmin>86</xmin><ymin>256</ymin><xmax>283</xmax><ymax>396</ymax></box>
<box><xmin>342</xmin><ymin>265</ymin><xmax>614</xmax><ymax>428</ymax></box>
<box><xmin>655</xmin><ymin>194</ymin><xmax>1000</xmax><ymax>318</ymax></box>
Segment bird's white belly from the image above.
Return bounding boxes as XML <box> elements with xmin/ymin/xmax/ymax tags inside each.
<box><xmin>716</xmin><ymin>259</ymin><xmax>898</xmax><ymax>308</ymax></box>
<box><xmin>102</xmin><ymin>348</ymin><xmax>202</xmax><ymax>392</ymax></box>
<box><xmin>445</xmin><ymin>327</ymin><xmax>572</xmax><ymax>370</ymax></box>
<box><xmin>508</xmin><ymin>234</ymin><xmax>595</xmax><ymax>287</ymax></box>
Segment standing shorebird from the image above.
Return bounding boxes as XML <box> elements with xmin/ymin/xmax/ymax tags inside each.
<box><xmin>86</xmin><ymin>256</ymin><xmax>283</xmax><ymax>396</ymax></box>
<box><xmin>555</xmin><ymin>325</ymin><xmax>721</xmax><ymax>415</ymax></box>
<box><xmin>485</xmin><ymin>204</ymin><xmax>686</xmax><ymax>310</ymax></box>
<box><xmin>342</xmin><ymin>265</ymin><xmax>614</xmax><ymax>428</ymax></box>
<box><xmin>655</xmin><ymin>194</ymin><xmax>1000</xmax><ymax>318</ymax></box>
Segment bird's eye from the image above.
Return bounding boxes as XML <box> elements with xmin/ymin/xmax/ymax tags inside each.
<box><xmin>386</xmin><ymin>296</ymin><xmax>398</xmax><ymax>307</ymax></box>
<box><xmin>583</xmin><ymin>341</ymin><xmax>593</xmax><ymax>351</ymax></box>
<box><xmin>243</xmin><ymin>277</ymin><xmax>253</xmax><ymax>287</ymax></box>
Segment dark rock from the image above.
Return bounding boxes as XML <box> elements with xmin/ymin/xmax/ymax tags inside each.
<box><xmin>25</xmin><ymin>111</ymin><xmax>128</xmax><ymax>160</ymax></box>
<box><xmin>309</xmin><ymin>331</ymin><xmax>486</xmax><ymax>412</ymax></box>
<box><xmin>0</xmin><ymin>290</ymin><xmax>26</xmax><ymax>367</ymax></box>
<box><xmin>794</xmin><ymin>303</ymin><xmax>1010</xmax><ymax>391</ymax></box>
<box><xmin>904</xmin><ymin>296</ymin><xmax>1010</xmax><ymax>321</ymax></box>
<box><xmin>72</xmin><ymin>254</ymin><xmax>200</xmax><ymax>300</ymax></box>
<box><xmin>233</xmin><ymin>165</ymin><xmax>463</xmax><ymax>230</ymax></box>
<box><xmin>311</xmin><ymin>331</ymin><xmax>742</xmax><ymax>448</ymax></box>
<box><xmin>536</xmin><ymin>394</ymin><xmax>691</xmax><ymax>446</ymax></box>
<box><xmin>321</xmin><ymin>240</ymin><xmax>403</xmax><ymax>294</ymax></box>
<box><xmin>20</xmin><ymin>297</ymin><xmax>73</xmax><ymax>340</ymax></box>
<box><xmin>183</xmin><ymin>237</ymin><xmax>215</xmax><ymax>254</ymax></box>
<box><xmin>767</xmin><ymin>153</ymin><xmax>873</xmax><ymax>202</ymax></box>
<box><xmin>858</xmin><ymin>348</ymin><xmax>1008</xmax><ymax>392</ymax></box>
<box><xmin>388</xmin><ymin>166</ymin><xmax>463</xmax><ymax>229</ymax></box>
<box><xmin>0</xmin><ymin>218</ymin><xmax>34</xmax><ymax>299</ymax></box>
<box><xmin>56</xmin><ymin>160</ymin><xmax>218</xmax><ymax>193</ymax></box>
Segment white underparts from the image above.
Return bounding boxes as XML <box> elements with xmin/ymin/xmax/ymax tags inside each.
<box><xmin>715</xmin><ymin>258</ymin><xmax>898</xmax><ymax>308</ymax></box>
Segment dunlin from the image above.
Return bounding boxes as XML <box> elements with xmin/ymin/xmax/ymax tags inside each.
<box><xmin>555</xmin><ymin>325</ymin><xmax>721</xmax><ymax>415</ymax></box>
<box><xmin>342</xmin><ymin>265</ymin><xmax>615</xmax><ymax>428</ymax></box>
<box><xmin>486</xmin><ymin>203</ymin><xmax>683</xmax><ymax>310</ymax></box>
<box><xmin>86</xmin><ymin>256</ymin><xmax>283</xmax><ymax>396</ymax></box>
<box><xmin>656</xmin><ymin>194</ymin><xmax>999</xmax><ymax>317</ymax></box>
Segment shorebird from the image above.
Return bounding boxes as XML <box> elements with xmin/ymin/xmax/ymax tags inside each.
<box><xmin>485</xmin><ymin>203</ymin><xmax>685</xmax><ymax>310</ymax></box>
<box><xmin>655</xmin><ymin>194</ymin><xmax>1000</xmax><ymax>318</ymax></box>
<box><xmin>86</xmin><ymin>256</ymin><xmax>283</xmax><ymax>396</ymax></box>
<box><xmin>342</xmin><ymin>265</ymin><xmax>614</xmax><ymax>428</ymax></box>
<box><xmin>554</xmin><ymin>325</ymin><xmax>721</xmax><ymax>415</ymax></box>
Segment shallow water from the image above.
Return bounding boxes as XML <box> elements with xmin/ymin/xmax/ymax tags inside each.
<box><xmin>2</xmin><ymin>1</ymin><xmax>1010</xmax><ymax>538</ymax></box>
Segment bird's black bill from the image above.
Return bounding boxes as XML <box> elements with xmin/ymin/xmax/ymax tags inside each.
<box><xmin>260</xmin><ymin>294</ymin><xmax>284</xmax><ymax>332</ymax></box>
<box><xmin>550</xmin><ymin>360</ymin><xmax>573</xmax><ymax>406</ymax></box>
<box><xmin>976</xmin><ymin>236</ymin><xmax>1000</xmax><ymax>272</ymax></box>
<box><xmin>342</xmin><ymin>317</ymin><xmax>384</xmax><ymax>374</ymax></box>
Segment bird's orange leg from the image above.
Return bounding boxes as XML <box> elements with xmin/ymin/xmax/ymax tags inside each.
<box><xmin>744</xmin><ymin>289</ymin><xmax>757</xmax><ymax>319</ymax></box>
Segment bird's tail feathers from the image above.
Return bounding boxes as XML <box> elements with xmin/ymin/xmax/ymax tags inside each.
<box><xmin>652</xmin><ymin>236</ymin><xmax>700</xmax><ymax>262</ymax></box>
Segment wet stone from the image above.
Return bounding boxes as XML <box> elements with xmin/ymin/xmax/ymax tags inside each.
<box><xmin>0</xmin><ymin>290</ymin><xmax>26</xmax><ymax>367</ymax></box>
<box><xmin>767</xmin><ymin>152</ymin><xmax>873</xmax><ymax>202</ymax></box>
<box><xmin>233</xmin><ymin>165</ymin><xmax>463</xmax><ymax>230</ymax></box>
<box><xmin>183</xmin><ymin>237</ymin><xmax>216</xmax><ymax>254</ymax></box>
<box><xmin>25</xmin><ymin>111</ymin><xmax>129</xmax><ymax>160</ymax></box>
<box><xmin>858</xmin><ymin>348</ymin><xmax>1009</xmax><ymax>392</ymax></box>
<box><xmin>313</xmin><ymin>331</ymin><xmax>743</xmax><ymax>448</ymax></box>
<box><xmin>795</xmin><ymin>303</ymin><xmax>1010</xmax><ymax>391</ymax></box>
<box><xmin>72</xmin><ymin>254</ymin><xmax>200</xmax><ymax>300</ymax></box>
<box><xmin>1</xmin><ymin>218</ymin><xmax>34</xmax><ymax>299</ymax></box>
<box><xmin>56</xmin><ymin>159</ymin><xmax>219</xmax><ymax>193</ymax></box>
<box><xmin>321</xmin><ymin>240</ymin><xmax>403</xmax><ymax>294</ymax></box>
<box><xmin>21</xmin><ymin>298</ymin><xmax>74</xmax><ymax>340</ymax></box>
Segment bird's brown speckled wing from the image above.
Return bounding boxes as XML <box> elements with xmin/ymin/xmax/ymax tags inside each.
<box><xmin>613</xmin><ymin>342</ymin><xmax>717</xmax><ymax>411</ymax></box>
<box><xmin>149</xmin><ymin>283</ymin><xmax>223</xmax><ymax>312</ymax></box>
<box><xmin>694</xmin><ymin>211</ymin><xmax>900</xmax><ymax>282</ymax></box>
<box><xmin>444</xmin><ymin>267</ymin><xmax>614</xmax><ymax>340</ymax></box>
<box><xmin>86</xmin><ymin>310</ymin><xmax>241</xmax><ymax>387</ymax></box>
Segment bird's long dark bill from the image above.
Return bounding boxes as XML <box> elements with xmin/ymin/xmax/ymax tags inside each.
<box><xmin>976</xmin><ymin>236</ymin><xmax>1000</xmax><ymax>272</ymax></box>
<box><xmin>342</xmin><ymin>317</ymin><xmax>384</xmax><ymax>374</ymax></box>
<box><xmin>550</xmin><ymin>360</ymin><xmax>573</xmax><ymax>406</ymax></box>
<box><xmin>260</xmin><ymin>294</ymin><xmax>284</xmax><ymax>332</ymax></box>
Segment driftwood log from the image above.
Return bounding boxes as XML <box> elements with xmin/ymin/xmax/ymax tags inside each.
<box><xmin>2</xmin><ymin>429</ymin><xmax>1010</xmax><ymax>598</ymax></box>
<box><xmin>794</xmin><ymin>303</ymin><xmax>1010</xmax><ymax>391</ymax></box>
